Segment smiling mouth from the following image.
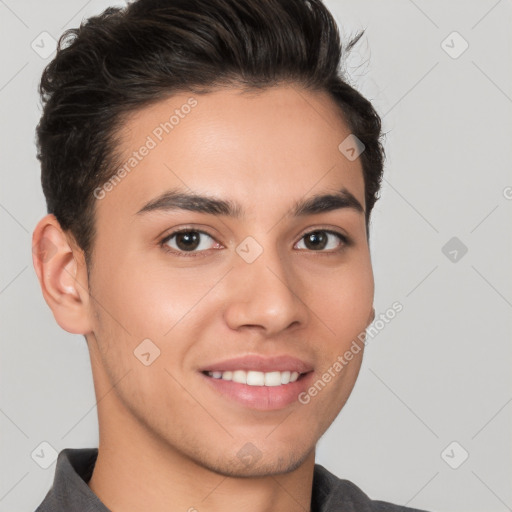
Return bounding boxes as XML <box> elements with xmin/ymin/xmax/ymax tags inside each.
<box><xmin>202</xmin><ymin>369</ymin><xmax>308</xmax><ymax>386</ymax></box>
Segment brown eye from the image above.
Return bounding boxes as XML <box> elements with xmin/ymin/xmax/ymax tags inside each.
<box><xmin>303</xmin><ymin>231</ymin><xmax>328</xmax><ymax>250</ymax></box>
<box><xmin>174</xmin><ymin>231</ymin><xmax>201</xmax><ymax>251</ymax></box>
<box><xmin>295</xmin><ymin>230</ymin><xmax>347</xmax><ymax>251</ymax></box>
<box><xmin>162</xmin><ymin>230</ymin><xmax>217</xmax><ymax>254</ymax></box>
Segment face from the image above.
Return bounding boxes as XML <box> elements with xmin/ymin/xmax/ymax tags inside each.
<box><xmin>83</xmin><ymin>85</ymin><xmax>374</xmax><ymax>477</ymax></box>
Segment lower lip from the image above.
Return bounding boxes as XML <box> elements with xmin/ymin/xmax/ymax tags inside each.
<box><xmin>200</xmin><ymin>371</ymin><xmax>314</xmax><ymax>411</ymax></box>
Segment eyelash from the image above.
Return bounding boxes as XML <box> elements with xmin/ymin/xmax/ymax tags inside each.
<box><xmin>159</xmin><ymin>227</ymin><xmax>351</xmax><ymax>258</ymax></box>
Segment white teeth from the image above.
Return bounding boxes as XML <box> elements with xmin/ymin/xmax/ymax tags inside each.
<box><xmin>247</xmin><ymin>371</ymin><xmax>265</xmax><ymax>386</ymax></box>
<box><xmin>207</xmin><ymin>369</ymin><xmax>302</xmax><ymax>386</ymax></box>
<box><xmin>221</xmin><ymin>371</ymin><xmax>233</xmax><ymax>381</ymax></box>
<box><xmin>264</xmin><ymin>371</ymin><xmax>282</xmax><ymax>387</ymax></box>
<box><xmin>232</xmin><ymin>370</ymin><xmax>246</xmax><ymax>384</ymax></box>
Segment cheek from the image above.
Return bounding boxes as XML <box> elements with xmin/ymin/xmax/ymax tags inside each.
<box><xmin>91</xmin><ymin>250</ymin><xmax>208</xmax><ymax>342</ymax></box>
<box><xmin>306</xmin><ymin>257</ymin><xmax>374</xmax><ymax>340</ymax></box>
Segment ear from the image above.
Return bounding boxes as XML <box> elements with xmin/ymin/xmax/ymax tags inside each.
<box><xmin>32</xmin><ymin>214</ymin><xmax>93</xmax><ymax>335</ymax></box>
<box><xmin>367</xmin><ymin>306</ymin><xmax>375</xmax><ymax>325</ymax></box>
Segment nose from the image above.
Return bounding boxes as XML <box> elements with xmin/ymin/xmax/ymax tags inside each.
<box><xmin>223</xmin><ymin>246</ymin><xmax>309</xmax><ymax>337</ymax></box>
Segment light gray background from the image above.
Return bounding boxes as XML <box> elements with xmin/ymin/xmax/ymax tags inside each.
<box><xmin>1</xmin><ymin>0</ymin><xmax>511</xmax><ymax>511</ymax></box>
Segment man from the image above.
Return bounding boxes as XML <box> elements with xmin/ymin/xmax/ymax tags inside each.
<box><xmin>32</xmin><ymin>0</ymin><xmax>430</xmax><ymax>510</ymax></box>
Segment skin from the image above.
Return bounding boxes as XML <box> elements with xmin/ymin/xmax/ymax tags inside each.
<box><xmin>32</xmin><ymin>84</ymin><xmax>375</xmax><ymax>512</ymax></box>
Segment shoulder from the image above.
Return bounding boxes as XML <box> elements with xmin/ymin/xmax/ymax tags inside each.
<box><xmin>312</xmin><ymin>463</ymin><xmax>432</xmax><ymax>512</ymax></box>
<box><xmin>34</xmin><ymin>448</ymin><xmax>108</xmax><ymax>512</ymax></box>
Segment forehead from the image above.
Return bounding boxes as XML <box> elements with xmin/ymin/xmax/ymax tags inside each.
<box><xmin>97</xmin><ymin>85</ymin><xmax>366</xmax><ymax>222</ymax></box>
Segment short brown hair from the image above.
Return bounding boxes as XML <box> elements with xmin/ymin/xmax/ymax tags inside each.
<box><xmin>36</xmin><ymin>0</ymin><xmax>385</xmax><ymax>265</ymax></box>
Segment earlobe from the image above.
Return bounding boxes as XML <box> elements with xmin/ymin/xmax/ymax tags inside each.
<box><xmin>32</xmin><ymin>214</ymin><xmax>92</xmax><ymax>335</ymax></box>
<box><xmin>368</xmin><ymin>306</ymin><xmax>375</xmax><ymax>325</ymax></box>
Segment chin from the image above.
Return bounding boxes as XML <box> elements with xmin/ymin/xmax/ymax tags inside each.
<box><xmin>204</xmin><ymin>448</ymin><xmax>313</xmax><ymax>478</ymax></box>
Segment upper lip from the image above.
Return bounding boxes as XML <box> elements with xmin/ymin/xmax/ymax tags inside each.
<box><xmin>199</xmin><ymin>354</ymin><xmax>314</xmax><ymax>374</ymax></box>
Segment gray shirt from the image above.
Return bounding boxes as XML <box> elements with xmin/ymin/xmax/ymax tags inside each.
<box><xmin>35</xmin><ymin>448</ymin><xmax>430</xmax><ymax>512</ymax></box>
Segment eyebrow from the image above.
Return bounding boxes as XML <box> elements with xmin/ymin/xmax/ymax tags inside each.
<box><xmin>135</xmin><ymin>187</ymin><xmax>364</xmax><ymax>218</ymax></box>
